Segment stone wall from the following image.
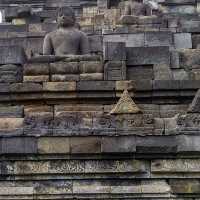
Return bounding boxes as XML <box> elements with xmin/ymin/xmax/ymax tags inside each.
<box><xmin>0</xmin><ymin>0</ymin><xmax>200</xmax><ymax>199</ymax></box>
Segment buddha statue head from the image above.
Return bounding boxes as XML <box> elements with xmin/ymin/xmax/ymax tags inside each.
<box><xmin>57</xmin><ymin>6</ymin><xmax>76</xmax><ymax>28</ymax></box>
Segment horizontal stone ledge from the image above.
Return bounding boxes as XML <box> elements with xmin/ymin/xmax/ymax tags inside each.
<box><xmin>0</xmin><ymin>135</ymin><xmax>199</xmax><ymax>155</ymax></box>
<box><xmin>1</xmin><ymin>159</ymin><xmax>147</xmax><ymax>175</ymax></box>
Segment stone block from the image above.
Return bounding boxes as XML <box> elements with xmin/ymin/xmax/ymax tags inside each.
<box><xmin>102</xmin><ymin>136</ymin><xmax>136</xmax><ymax>153</ymax></box>
<box><xmin>104</xmin><ymin>61</ymin><xmax>126</xmax><ymax>80</ymax></box>
<box><xmin>70</xmin><ymin>137</ymin><xmax>101</xmax><ymax>154</ymax></box>
<box><xmin>116</xmin><ymin>80</ymin><xmax>136</xmax><ymax>91</ymax></box>
<box><xmin>0</xmin><ymin>106</ymin><xmax>23</xmax><ymax>118</ymax></box>
<box><xmin>145</xmin><ymin>31</ymin><xmax>173</xmax><ymax>47</ymax></box>
<box><xmin>174</xmin><ymin>33</ymin><xmax>192</xmax><ymax>49</ymax></box>
<box><xmin>176</xmin><ymin>135</ymin><xmax>200</xmax><ymax>152</ymax></box>
<box><xmin>135</xmin><ymin>80</ymin><xmax>153</xmax><ymax>91</ymax></box>
<box><xmin>10</xmin><ymin>83</ymin><xmax>43</xmax><ymax>92</ymax></box>
<box><xmin>51</xmin><ymin>74</ymin><xmax>80</xmax><ymax>81</ymax></box>
<box><xmin>127</xmin><ymin>65</ymin><xmax>154</xmax><ymax>80</ymax></box>
<box><xmin>23</xmin><ymin>75</ymin><xmax>49</xmax><ymax>82</ymax></box>
<box><xmin>1</xmin><ymin>137</ymin><xmax>37</xmax><ymax>154</ymax></box>
<box><xmin>23</xmin><ymin>63</ymin><xmax>49</xmax><ymax>75</ymax></box>
<box><xmin>79</xmin><ymin>61</ymin><xmax>103</xmax><ymax>73</ymax></box>
<box><xmin>80</xmin><ymin>73</ymin><xmax>103</xmax><ymax>81</ymax></box>
<box><xmin>126</xmin><ymin>46</ymin><xmax>170</xmax><ymax>65</ymax></box>
<box><xmin>0</xmin><ymin>187</ymin><xmax>34</xmax><ymax>195</ymax></box>
<box><xmin>179</xmin><ymin>49</ymin><xmax>200</xmax><ymax>69</ymax></box>
<box><xmin>38</xmin><ymin>137</ymin><xmax>70</xmax><ymax>154</ymax></box>
<box><xmin>119</xmin><ymin>15</ymin><xmax>138</xmax><ymax>25</ymax></box>
<box><xmin>85</xmin><ymin>159</ymin><xmax>146</xmax><ymax>173</ymax></box>
<box><xmin>50</xmin><ymin>62</ymin><xmax>79</xmax><ymax>74</ymax></box>
<box><xmin>154</xmin><ymin>64</ymin><xmax>173</xmax><ymax>80</ymax></box>
<box><xmin>77</xmin><ymin>81</ymin><xmax>115</xmax><ymax>91</ymax></box>
<box><xmin>152</xmin><ymin>159</ymin><xmax>200</xmax><ymax>173</ymax></box>
<box><xmin>0</xmin><ymin>46</ymin><xmax>26</xmax><ymax>65</ymax></box>
<box><xmin>153</xmin><ymin>80</ymin><xmax>180</xmax><ymax>90</ymax></box>
<box><xmin>104</xmin><ymin>42</ymin><xmax>126</xmax><ymax>61</ymax></box>
<box><xmin>173</xmin><ymin>69</ymin><xmax>189</xmax><ymax>80</ymax></box>
<box><xmin>170</xmin><ymin>180</ymin><xmax>200</xmax><ymax>194</ymax></box>
<box><xmin>88</xmin><ymin>35</ymin><xmax>103</xmax><ymax>53</ymax></box>
<box><xmin>0</xmin><ymin>64</ymin><xmax>23</xmax><ymax>83</ymax></box>
<box><xmin>170</xmin><ymin>51</ymin><xmax>180</xmax><ymax>69</ymax></box>
<box><xmin>43</xmin><ymin>82</ymin><xmax>76</xmax><ymax>91</ymax></box>
<box><xmin>136</xmin><ymin>135</ymin><xmax>177</xmax><ymax>153</ymax></box>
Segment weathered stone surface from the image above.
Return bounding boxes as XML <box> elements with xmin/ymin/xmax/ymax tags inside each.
<box><xmin>102</xmin><ymin>136</ymin><xmax>136</xmax><ymax>153</ymax></box>
<box><xmin>174</xmin><ymin>33</ymin><xmax>192</xmax><ymax>49</ymax></box>
<box><xmin>51</xmin><ymin>74</ymin><xmax>80</xmax><ymax>81</ymax></box>
<box><xmin>0</xmin><ymin>46</ymin><xmax>26</xmax><ymax>65</ymax></box>
<box><xmin>38</xmin><ymin>137</ymin><xmax>70</xmax><ymax>154</ymax></box>
<box><xmin>179</xmin><ymin>49</ymin><xmax>200</xmax><ymax>69</ymax></box>
<box><xmin>104</xmin><ymin>61</ymin><xmax>126</xmax><ymax>80</ymax></box>
<box><xmin>126</xmin><ymin>46</ymin><xmax>170</xmax><ymax>65</ymax></box>
<box><xmin>79</xmin><ymin>61</ymin><xmax>103</xmax><ymax>73</ymax></box>
<box><xmin>0</xmin><ymin>106</ymin><xmax>23</xmax><ymax>118</ymax></box>
<box><xmin>145</xmin><ymin>31</ymin><xmax>173</xmax><ymax>47</ymax></box>
<box><xmin>0</xmin><ymin>187</ymin><xmax>34</xmax><ymax>195</ymax></box>
<box><xmin>43</xmin><ymin>82</ymin><xmax>76</xmax><ymax>91</ymax></box>
<box><xmin>85</xmin><ymin>160</ymin><xmax>146</xmax><ymax>173</ymax></box>
<box><xmin>23</xmin><ymin>63</ymin><xmax>49</xmax><ymax>75</ymax></box>
<box><xmin>154</xmin><ymin>64</ymin><xmax>173</xmax><ymax>80</ymax></box>
<box><xmin>104</xmin><ymin>42</ymin><xmax>126</xmax><ymax>61</ymax></box>
<box><xmin>23</xmin><ymin>75</ymin><xmax>49</xmax><ymax>82</ymax></box>
<box><xmin>10</xmin><ymin>83</ymin><xmax>43</xmax><ymax>93</ymax></box>
<box><xmin>80</xmin><ymin>73</ymin><xmax>103</xmax><ymax>81</ymax></box>
<box><xmin>0</xmin><ymin>64</ymin><xmax>22</xmax><ymax>83</ymax></box>
<box><xmin>50</xmin><ymin>62</ymin><xmax>79</xmax><ymax>74</ymax></box>
<box><xmin>1</xmin><ymin>137</ymin><xmax>37</xmax><ymax>154</ymax></box>
<box><xmin>70</xmin><ymin>137</ymin><xmax>101</xmax><ymax>154</ymax></box>
<box><xmin>170</xmin><ymin>180</ymin><xmax>200</xmax><ymax>194</ymax></box>
<box><xmin>77</xmin><ymin>81</ymin><xmax>115</xmax><ymax>91</ymax></box>
<box><xmin>152</xmin><ymin>159</ymin><xmax>200</xmax><ymax>173</ymax></box>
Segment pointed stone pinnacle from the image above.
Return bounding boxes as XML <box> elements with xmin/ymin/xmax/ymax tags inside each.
<box><xmin>110</xmin><ymin>90</ymin><xmax>141</xmax><ymax>115</ymax></box>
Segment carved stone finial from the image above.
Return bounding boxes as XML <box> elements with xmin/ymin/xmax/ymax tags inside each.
<box><xmin>110</xmin><ymin>90</ymin><xmax>141</xmax><ymax>115</ymax></box>
<box><xmin>188</xmin><ymin>89</ymin><xmax>200</xmax><ymax>113</ymax></box>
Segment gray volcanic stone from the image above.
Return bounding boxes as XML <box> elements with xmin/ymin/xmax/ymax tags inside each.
<box><xmin>0</xmin><ymin>46</ymin><xmax>26</xmax><ymax>65</ymax></box>
<box><xmin>1</xmin><ymin>137</ymin><xmax>37</xmax><ymax>154</ymax></box>
<box><xmin>126</xmin><ymin>46</ymin><xmax>170</xmax><ymax>65</ymax></box>
<box><xmin>104</xmin><ymin>42</ymin><xmax>126</xmax><ymax>61</ymax></box>
<box><xmin>188</xmin><ymin>89</ymin><xmax>200</xmax><ymax>113</ymax></box>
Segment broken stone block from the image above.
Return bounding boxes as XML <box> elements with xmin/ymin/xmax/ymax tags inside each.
<box><xmin>79</xmin><ymin>61</ymin><xmax>103</xmax><ymax>73</ymax></box>
<box><xmin>104</xmin><ymin>42</ymin><xmax>126</xmax><ymax>61</ymax></box>
<box><xmin>104</xmin><ymin>61</ymin><xmax>126</xmax><ymax>80</ymax></box>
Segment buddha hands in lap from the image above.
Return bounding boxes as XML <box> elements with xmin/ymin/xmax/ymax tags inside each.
<box><xmin>43</xmin><ymin>6</ymin><xmax>90</xmax><ymax>56</ymax></box>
